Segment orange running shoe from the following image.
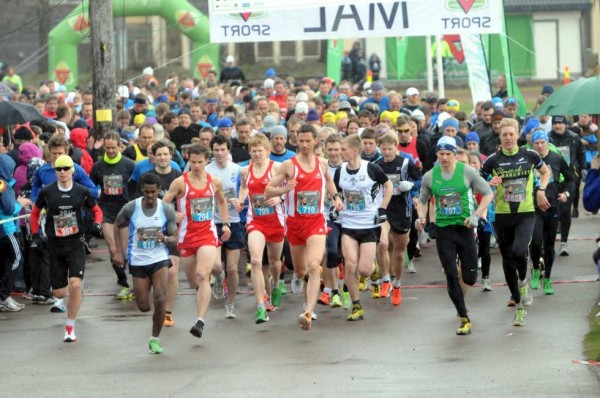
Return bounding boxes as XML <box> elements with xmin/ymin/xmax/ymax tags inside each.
<box><xmin>317</xmin><ymin>291</ymin><xmax>331</xmax><ymax>305</ymax></box>
<box><xmin>264</xmin><ymin>294</ymin><xmax>276</xmax><ymax>312</ymax></box>
<box><xmin>380</xmin><ymin>281</ymin><xmax>391</xmax><ymax>298</ymax></box>
<box><xmin>391</xmin><ymin>286</ymin><xmax>402</xmax><ymax>306</ymax></box>
<box><xmin>163</xmin><ymin>313</ymin><xmax>175</xmax><ymax>327</ymax></box>
<box><xmin>298</xmin><ymin>312</ymin><xmax>312</xmax><ymax>330</ymax></box>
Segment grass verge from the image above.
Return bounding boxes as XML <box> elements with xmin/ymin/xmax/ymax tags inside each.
<box><xmin>584</xmin><ymin>295</ymin><xmax>600</xmax><ymax>362</ymax></box>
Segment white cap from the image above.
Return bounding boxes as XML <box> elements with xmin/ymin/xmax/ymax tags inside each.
<box><xmin>143</xmin><ymin>67</ymin><xmax>154</xmax><ymax>76</ymax></box>
<box><xmin>66</xmin><ymin>92</ymin><xmax>76</xmax><ymax>104</ymax></box>
<box><xmin>406</xmin><ymin>87</ymin><xmax>419</xmax><ymax>96</ymax></box>
<box><xmin>263</xmin><ymin>78</ymin><xmax>275</xmax><ymax>89</ymax></box>
<box><xmin>295</xmin><ymin>102</ymin><xmax>309</xmax><ymax>114</ymax></box>
<box><xmin>132</xmin><ymin>87</ymin><xmax>141</xmax><ymax>96</ymax></box>
<box><xmin>226</xmin><ymin>55</ymin><xmax>234</xmax><ymax>64</ymax></box>
<box><xmin>117</xmin><ymin>85</ymin><xmax>129</xmax><ymax>99</ymax></box>
<box><xmin>437</xmin><ymin>111</ymin><xmax>451</xmax><ymax>128</ymax></box>
<box><xmin>295</xmin><ymin>92</ymin><xmax>309</xmax><ymax>103</ymax></box>
<box><xmin>412</xmin><ymin>109</ymin><xmax>425</xmax><ymax>121</ymax></box>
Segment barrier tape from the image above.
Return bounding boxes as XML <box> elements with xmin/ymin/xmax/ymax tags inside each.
<box><xmin>0</xmin><ymin>214</ymin><xmax>30</xmax><ymax>225</ymax></box>
<box><xmin>572</xmin><ymin>359</ymin><xmax>600</xmax><ymax>367</ymax></box>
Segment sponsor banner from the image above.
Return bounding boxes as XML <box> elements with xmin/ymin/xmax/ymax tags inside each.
<box><xmin>209</xmin><ymin>0</ymin><xmax>502</xmax><ymax>43</ymax></box>
<box><xmin>461</xmin><ymin>34</ymin><xmax>492</xmax><ymax>106</ymax></box>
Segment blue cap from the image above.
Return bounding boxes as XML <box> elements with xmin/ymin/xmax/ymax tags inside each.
<box><xmin>441</xmin><ymin>117</ymin><xmax>459</xmax><ymax>133</ymax></box>
<box><xmin>307</xmin><ymin>109</ymin><xmax>320</xmax><ymax>122</ymax></box>
<box><xmin>465</xmin><ymin>132</ymin><xmax>480</xmax><ymax>144</ymax></box>
<box><xmin>491</xmin><ymin>97</ymin><xmax>504</xmax><ymax>109</ymax></box>
<box><xmin>523</xmin><ymin>118</ymin><xmax>540</xmax><ymax>137</ymax></box>
<box><xmin>436</xmin><ymin>136</ymin><xmax>457</xmax><ymax>153</ymax></box>
<box><xmin>531</xmin><ymin>129</ymin><xmax>549</xmax><ymax>143</ymax></box>
<box><xmin>542</xmin><ymin>85</ymin><xmax>554</xmax><ymax>95</ymax></box>
<box><xmin>265</xmin><ymin>67</ymin><xmax>276</xmax><ymax>78</ymax></box>
<box><xmin>552</xmin><ymin>115</ymin><xmax>567</xmax><ymax>124</ymax></box>
<box><xmin>217</xmin><ymin>118</ymin><xmax>233</xmax><ymax>128</ymax></box>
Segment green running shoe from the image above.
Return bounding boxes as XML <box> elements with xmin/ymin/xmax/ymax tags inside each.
<box><xmin>149</xmin><ymin>338</ymin><xmax>163</xmax><ymax>354</ymax></box>
<box><xmin>518</xmin><ymin>281</ymin><xmax>533</xmax><ymax>307</ymax></box>
<box><xmin>543</xmin><ymin>278</ymin><xmax>554</xmax><ymax>295</ymax></box>
<box><xmin>530</xmin><ymin>269</ymin><xmax>541</xmax><ymax>289</ymax></box>
<box><xmin>117</xmin><ymin>287</ymin><xmax>132</xmax><ymax>300</ymax></box>
<box><xmin>513</xmin><ymin>306</ymin><xmax>527</xmax><ymax>326</ymax></box>
<box><xmin>278</xmin><ymin>280</ymin><xmax>287</xmax><ymax>295</ymax></box>
<box><xmin>456</xmin><ymin>317</ymin><xmax>471</xmax><ymax>336</ymax></box>
<box><xmin>347</xmin><ymin>304</ymin><xmax>364</xmax><ymax>321</ymax></box>
<box><xmin>271</xmin><ymin>287</ymin><xmax>282</xmax><ymax>308</ymax></box>
<box><xmin>330</xmin><ymin>293</ymin><xmax>342</xmax><ymax>308</ymax></box>
<box><xmin>255</xmin><ymin>307</ymin><xmax>269</xmax><ymax>324</ymax></box>
<box><xmin>341</xmin><ymin>291</ymin><xmax>351</xmax><ymax>310</ymax></box>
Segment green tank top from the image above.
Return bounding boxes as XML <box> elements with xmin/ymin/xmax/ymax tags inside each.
<box><xmin>431</xmin><ymin>162</ymin><xmax>474</xmax><ymax>227</ymax></box>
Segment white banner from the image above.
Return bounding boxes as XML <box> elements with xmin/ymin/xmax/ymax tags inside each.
<box><xmin>462</xmin><ymin>34</ymin><xmax>492</xmax><ymax>106</ymax></box>
<box><xmin>209</xmin><ymin>0</ymin><xmax>503</xmax><ymax>43</ymax></box>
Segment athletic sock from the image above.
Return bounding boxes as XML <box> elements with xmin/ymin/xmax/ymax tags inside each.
<box><xmin>393</xmin><ymin>280</ymin><xmax>402</xmax><ymax>288</ymax></box>
<box><xmin>257</xmin><ymin>303</ymin><xmax>265</xmax><ymax>310</ymax></box>
<box><xmin>323</xmin><ymin>287</ymin><xmax>332</xmax><ymax>296</ymax></box>
<box><xmin>196</xmin><ymin>317</ymin><xmax>205</xmax><ymax>324</ymax></box>
<box><xmin>382</xmin><ymin>274</ymin><xmax>391</xmax><ymax>283</ymax></box>
<box><xmin>66</xmin><ymin>319</ymin><xmax>76</xmax><ymax>327</ymax></box>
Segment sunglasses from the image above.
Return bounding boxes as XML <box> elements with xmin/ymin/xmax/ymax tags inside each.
<box><xmin>398</xmin><ymin>128</ymin><xmax>411</xmax><ymax>133</ymax></box>
<box><xmin>55</xmin><ymin>167</ymin><xmax>72</xmax><ymax>172</ymax></box>
<box><xmin>505</xmin><ymin>98</ymin><xmax>517</xmax><ymax>105</ymax></box>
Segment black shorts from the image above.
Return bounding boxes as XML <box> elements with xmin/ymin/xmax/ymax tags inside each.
<box><xmin>217</xmin><ymin>222</ymin><xmax>245</xmax><ymax>250</ymax></box>
<box><xmin>48</xmin><ymin>237</ymin><xmax>86</xmax><ymax>290</ymax></box>
<box><xmin>388</xmin><ymin>215</ymin><xmax>411</xmax><ymax>235</ymax></box>
<box><xmin>341</xmin><ymin>227</ymin><xmax>381</xmax><ymax>245</ymax></box>
<box><xmin>129</xmin><ymin>260</ymin><xmax>170</xmax><ymax>279</ymax></box>
<box><xmin>168</xmin><ymin>244</ymin><xmax>180</xmax><ymax>257</ymax></box>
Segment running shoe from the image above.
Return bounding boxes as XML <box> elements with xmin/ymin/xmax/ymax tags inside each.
<box><xmin>64</xmin><ymin>325</ymin><xmax>76</xmax><ymax>342</ymax></box>
<box><xmin>456</xmin><ymin>317</ymin><xmax>471</xmax><ymax>335</ymax></box>
<box><xmin>264</xmin><ymin>296</ymin><xmax>276</xmax><ymax>312</ymax></box>
<box><xmin>317</xmin><ymin>292</ymin><xmax>331</xmax><ymax>306</ymax></box>
<box><xmin>211</xmin><ymin>272</ymin><xmax>225</xmax><ymax>299</ymax></box>
<box><xmin>371</xmin><ymin>283</ymin><xmax>380</xmax><ymax>299</ymax></box>
<box><xmin>330</xmin><ymin>294</ymin><xmax>342</xmax><ymax>308</ymax></box>
<box><xmin>543</xmin><ymin>278</ymin><xmax>554</xmax><ymax>295</ymax></box>
<box><xmin>117</xmin><ymin>286</ymin><xmax>133</xmax><ymax>300</ymax></box>
<box><xmin>149</xmin><ymin>338</ymin><xmax>163</xmax><ymax>354</ymax></box>
<box><xmin>225</xmin><ymin>303</ymin><xmax>236</xmax><ymax>319</ymax></box>
<box><xmin>530</xmin><ymin>269</ymin><xmax>541</xmax><ymax>290</ymax></box>
<box><xmin>163</xmin><ymin>313</ymin><xmax>175</xmax><ymax>327</ymax></box>
<box><xmin>190</xmin><ymin>319</ymin><xmax>204</xmax><ymax>338</ymax></box>
<box><xmin>513</xmin><ymin>306</ymin><xmax>527</xmax><ymax>326</ymax></box>
<box><xmin>278</xmin><ymin>279</ymin><xmax>287</xmax><ymax>295</ymax></box>
<box><xmin>407</xmin><ymin>260</ymin><xmax>416</xmax><ymax>274</ymax></box>
<box><xmin>482</xmin><ymin>278</ymin><xmax>492</xmax><ymax>292</ymax></box>
<box><xmin>507</xmin><ymin>297</ymin><xmax>516</xmax><ymax>307</ymax></box>
<box><xmin>51</xmin><ymin>298</ymin><xmax>66</xmax><ymax>313</ymax></box>
<box><xmin>271</xmin><ymin>287</ymin><xmax>282</xmax><ymax>308</ymax></box>
<box><xmin>255</xmin><ymin>307</ymin><xmax>269</xmax><ymax>324</ymax></box>
<box><xmin>22</xmin><ymin>290</ymin><xmax>34</xmax><ymax>300</ymax></box>
<box><xmin>347</xmin><ymin>304</ymin><xmax>364</xmax><ymax>321</ymax></box>
<box><xmin>380</xmin><ymin>281</ymin><xmax>391</xmax><ymax>298</ymax></box>
<box><xmin>358</xmin><ymin>276</ymin><xmax>367</xmax><ymax>291</ymax></box>
<box><xmin>291</xmin><ymin>273</ymin><xmax>304</xmax><ymax>294</ymax></box>
<box><xmin>559</xmin><ymin>242</ymin><xmax>569</xmax><ymax>256</ymax></box>
<box><xmin>0</xmin><ymin>298</ymin><xmax>22</xmax><ymax>312</ymax></box>
<box><xmin>518</xmin><ymin>280</ymin><xmax>533</xmax><ymax>306</ymax></box>
<box><xmin>33</xmin><ymin>295</ymin><xmax>56</xmax><ymax>305</ymax></box>
<box><xmin>391</xmin><ymin>287</ymin><xmax>402</xmax><ymax>306</ymax></box>
<box><xmin>6</xmin><ymin>296</ymin><xmax>25</xmax><ymax>310</ymax></box>
<box><xmin>342</xmin><ymin>291</ymin><xmax>351</xmax><ymax>310</ymax></box>
<box><xmin>298</xmin><ymin>311</ymin><xmax>312</xmax><ymax>330</ymax></box>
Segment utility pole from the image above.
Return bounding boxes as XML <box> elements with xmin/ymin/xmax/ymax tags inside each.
<box><xmin>90</xmin><ymin>0</ymin><xmax>115</xmax><ymax>139</ymax></box>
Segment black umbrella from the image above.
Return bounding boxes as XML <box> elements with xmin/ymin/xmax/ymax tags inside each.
<box><xmin>0</xmin><ymin>101</ymin><xmax>44</xmax><ymax>126</ymax></box>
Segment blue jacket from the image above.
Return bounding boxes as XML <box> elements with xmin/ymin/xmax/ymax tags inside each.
<box><xmin>583</xmin><ymin>169</ymin><xmax>600</xmax><ymax>213</ymax></box>
<box><xmin>0</xmin><ymin>154</ymin><xmax>21</xmax><ymax>238</ymax></box>
<box><xmin>31</xmin><ymin>162</ymin><xmax>97</xmax><ymax>202</ymax></box>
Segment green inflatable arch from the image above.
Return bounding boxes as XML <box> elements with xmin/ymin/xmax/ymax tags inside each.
<box><xmin>48</xmin><ymin>0</ymin><xmax>219</xmax><ymax>90</ymax></box>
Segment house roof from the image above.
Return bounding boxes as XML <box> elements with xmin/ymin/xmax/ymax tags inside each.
<box><xmin>504</xmin><ymin>0</ymin><xmax>593</xmax><ymax>13</ymax></box>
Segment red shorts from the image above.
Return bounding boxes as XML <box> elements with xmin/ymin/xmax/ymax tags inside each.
<box><xmin>285</xmin><ymin>215</ymin><xmax>328</xmax><ymax>246</ymax></box>
<box><xmin>246</xmin><ymin>221</ymin><xmax>285</xmax><ymax>243</ymax></box>
<box><xmin>178</xmin><ymin>237</ymin><xmax>219</xmax><ymax>258</ymax></box>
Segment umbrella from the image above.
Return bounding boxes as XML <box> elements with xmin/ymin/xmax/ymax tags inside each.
<box><xmin>0</xmin><ymin>101</ymin><xmax>44</xmax><ymax>126</ymax></box>
<box><xmin>0</xmin><ymin>82</ymin><xmax>13</xmax><ymax>98</ymax></box>
<box><xmin>534</xmin><ymin>76</ymin><xmax>600</xmax><ymax>116</ymax></box>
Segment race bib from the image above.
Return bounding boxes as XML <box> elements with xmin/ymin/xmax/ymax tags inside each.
<box><xmin>344</xmin><ymin>190</ymin><xmax>366</xmax><ymax>211</ymax></box>
<box><xmin>103</xmin><ymin>175</ymin><xmax>124</xmax><ymax>195</ymax></box>
<box><xmin>297</xmin><ymin>191</ymin><xmax>320</xmax><ymax>215</ymax></box>
<box><xmin>387</xmin><ymin>174</ymin><xmax>401</xmax><ymax>195</ymax></box>
<box><xmin>558</xmin><ymin>146</ymin><xmax>571</xmax><ymax>165</ymax></box>
<box><xmin>53</xmin><ymin>212</ymin><xmax>78</xmax><ymax>237</ymax></box>
<box><xmin>503</xmin><ymin>179</ymin><xmax>526</xmax><ymax>203</ymax></box>
<box><xmin>252</xmin><ymin>194</ymin><xmax>274</xmax><ymax>216</ymax></box>
<box><xmin>137</xmin><ymin>227</ymin><xmax>160</xmax><ymax>250</ymax></box>
<box><xmin>438</xmin><ymin>192</ymin><xmax>462</xmax><ymax>216</ymax></box>
<box><xmin>191</xmin><ymin>197</ymin><xmax>213</xmax><ymax>222</ymax></box>
<box><xmin>223</xmin><ymin>188</ymin><xmax>236</xmax><ymax>209</ymax></box>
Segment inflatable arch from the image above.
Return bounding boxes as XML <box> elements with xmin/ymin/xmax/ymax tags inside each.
<box><xmin>48</xmin><ymin>0</ymin><xmax>219</xmax><ymax>90</ymax></box>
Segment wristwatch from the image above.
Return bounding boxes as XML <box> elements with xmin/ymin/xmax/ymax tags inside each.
<box><xmin>223</xmin><ymin>222</ymin><xmax>231</xmax><ymax>228</ymax></box>
<box><xmin>564</xmin><ymin>191</ymin><xmax>570</xmax><ymax>198</ymax></box>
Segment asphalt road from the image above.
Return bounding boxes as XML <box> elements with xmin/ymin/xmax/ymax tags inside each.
<box><xmin>2</xmin><ymin>212</ymin><xmax>600</xmax><ymax>397</ymax></box>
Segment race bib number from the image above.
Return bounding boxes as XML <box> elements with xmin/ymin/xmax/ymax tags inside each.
<box><xmin>137</xmin><ymin>227</ymin><xmax>160</xmax><ymax>250</ymax></box>
<box><xmin>103</xmin><ymin>175</ymin><xmax>124</xmax><ymax>195</ymax></box>
<box><xmin>252</xmin><ymin>194</ymin><xmax>274</xmax><ymax>216</ymax></box>
<box><xmin>297</xmin><ymin>191</ymin><xmax>320</xmax><ymax>215</ymax></box>
<box><xmin>558</xmin><ymin>146</ymin><xmax>571</xmax><ymax>165</ymax></box>
<box><xmin>191</xmin><ymin>197</ymin><xmax>213</xmax><ymax>222</ymax></box>
<box><xmin>439</xmin><ymin>192</ymin><xmax>462</xmax><ymax>216</ymax></box>
<box><xmin>344</xmin><ymin>190</ymin><xmax>366</xmax><ymax>211</ymax></box>
<box><xmin>223</xmin><ymin>188</ymin><xmax>236</xmax><ymax>209</ymax></box>
<box><xmin>503</xmin><ymin>179</ymin><xmax>526</xmax><ymax>203</ymax></box>
<box><xmin>53</xmin><ymin>212</ymin><xmax>78</xmax><ymax>237</ymax></box>
<box><xmin>387</xmin><ymin>174</ymin><xmax>401</xmax><ymax>195</ymax></box>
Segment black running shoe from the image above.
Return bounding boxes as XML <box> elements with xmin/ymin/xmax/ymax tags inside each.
<box><xmin>190</xmin><ymin>320</ymin><xmax>204</xmax><ymax>338</ymax></box>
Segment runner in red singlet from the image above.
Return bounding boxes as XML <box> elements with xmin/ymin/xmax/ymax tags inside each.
<box><xmin>162</xmin><ymin>144</ymin><xmax>231</xmax><ymax>340</ymax></box>
<box><xmin>238</xmin><ymin>134</ymin><xmax>285</xmax><ymax>324</ymax></box>
<box><xmin>266</xmin><ymin>124</ymin><xmax>343</xmax><ymax>330</ymax></box>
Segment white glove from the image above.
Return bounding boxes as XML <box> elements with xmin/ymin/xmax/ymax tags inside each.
<box><xmin>398</xmin><ymin>181</ymin><xmax>414</xmax><ymax>192</ymax></box>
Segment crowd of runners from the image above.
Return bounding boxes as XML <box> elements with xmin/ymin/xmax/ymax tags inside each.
<box><xmin>1</xmin><ymin>63</ymin><xmax>599</xmax><ymax>354</ymax></box>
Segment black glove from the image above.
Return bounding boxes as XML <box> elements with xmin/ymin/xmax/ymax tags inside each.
<box><xmin>375</xmin><ymin>208</ymin><xmax>387</xmax><ymax>224</ymax></box>
<box><xmin>477</xmin><ymin>217</ymin><xmax>487</xmax><ymax>232</ymax></box>
<box><xmin>31</xmin><ymin>233</ymin><xmax>43</xmax><ymax>248</ymax></box>
<box><xmin>91</xmin><ymin>223</ymin><xmax>103</xmax><ymax>238</ymax></box>
<box><xmin>329</xmin><ymin>206</ymin><xmax>339</xmax><ymax>222</ymax></box>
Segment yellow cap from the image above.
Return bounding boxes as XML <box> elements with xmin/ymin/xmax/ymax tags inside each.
<box><xmin>134</xmin><ymin>113</ymin><xmax>146</xmax><ymax>125</ymax></box>
<box><xmin>446</xmin><ymin>99</ymin><xmax>460</xmax><ymax>112</ymax></box>
<box><xmin>54</xmin><ymin>155</ymin><xmax>74</xmax><ymax>170</ymax></box>
<box><xmin>335</xmin><ymin>111</ymin><xmax>348</xmax><ymax>122</ymax></box>
<box><xmin>322</xmin><ymin>112</ymin><xmax>336</xmax><ymax>124</ymax></box>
